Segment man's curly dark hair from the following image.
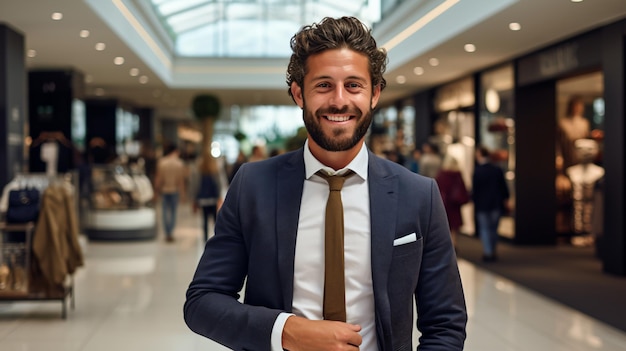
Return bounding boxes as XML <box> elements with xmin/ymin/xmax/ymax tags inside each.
<box><xmin>286</xmin><ymin>16</ymin><xmax>387</xmax><ymax>102</ymax></box>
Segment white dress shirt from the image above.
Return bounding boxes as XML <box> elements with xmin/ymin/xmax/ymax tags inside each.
<box><xmin>271</xmin><ymin>140</ymin><xmax>377</xmax><ymax>350</ymax></box>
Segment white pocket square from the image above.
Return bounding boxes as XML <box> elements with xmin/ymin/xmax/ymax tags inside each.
<box><xmin>393</xmin><ymin>233</ymin><xmax>417</xmax><ymax>246</ymax></box>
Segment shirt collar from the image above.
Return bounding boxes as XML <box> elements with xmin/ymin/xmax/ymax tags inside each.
<box><xmin>304</xmin><ymin>139</ymin><xmax>368</xmax><ymax>180</ymax></box>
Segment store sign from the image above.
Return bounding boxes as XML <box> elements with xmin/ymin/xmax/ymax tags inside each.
<box><xmin>517</xmin><ymin>30</ymin><xmax>601</xmax><ymax>86</ymax></box>
<box><xmin>539</xmin><ymin>44</ymin><xmax>579</xmax><ymax>77</ymax></box>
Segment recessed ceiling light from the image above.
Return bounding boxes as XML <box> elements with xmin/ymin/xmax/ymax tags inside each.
<box><xmin>51</xmin><ymin>12</ymin><xmax>63</xmax><ymax>20</ymax></box>
<box><xmin>139</xmin><ymin>76</ymin><xmax>149</xmax><ymax>84</ymax></box>
<box><xmin>114</xmin><ymin>57</ymin><xmax>125</xmax><ymax>65</ymax></box>
<box><xmin>27</xmin><ymin>49</ymin><xmax>37</xmax><ymax>58</ymax></box>
<box><xmin>429</xmin><ymin>58</ymin><xmax>439</xmax><ymax>67</ymax></box>
<box><xmin>464</xmin><ymin>44</ymin><xmax>476</xmax><ymax>53</ymax></box>
<box><xmin>396</xmin><ymin>75</ymin><xmax>407</xmax><ymax>84</ymax></box>
<box><xmin>79</xmin><ymin>30</ymin><xmax>90</xmax><ymax>38</ymax></box>
<box><xmin>413</xmin><ymin>67</ymin><xmax>424</xmax><ymax>75</ymax></box>
<box><xmin>571</xmin><ymin>0</ymin><xmax>583</xmax><ymax>3</ymax></box>
<box><xmin>130</xmin><ymin>68</ymin><xmax>139</xmax><ymax>76</ymax></box>
<box><xmin>509</xmin><ymin>22</ymin><xmax>521</xmax><ymax>31</ymax></box>
<box><xmin>95</xmin><ymin>42</ymin><xmax>106</xmax><ymax>51</ymax></box>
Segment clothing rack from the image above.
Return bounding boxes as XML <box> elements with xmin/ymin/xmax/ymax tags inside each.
<box><xmin>0</xmin><ymin>172</ymin><xmax>81</xmax><ymax>319</ymax></box>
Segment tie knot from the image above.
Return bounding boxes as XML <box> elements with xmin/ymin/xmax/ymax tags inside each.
<box><xmin>316</xmin><ymin>170</ymin><xmax>354</xmax><ymax>191</ymax></box>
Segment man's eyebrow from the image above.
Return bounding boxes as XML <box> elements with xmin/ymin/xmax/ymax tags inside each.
<box><xmin>309</xmin><ymin>75</ymin><xmax>368</xmax><ymax>82</ymax></box>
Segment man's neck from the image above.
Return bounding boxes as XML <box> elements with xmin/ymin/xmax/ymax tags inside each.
<box><xmin>307</xmin><ymin>140</ymin><xmax>363</xmax><ymax>171</ymax></box>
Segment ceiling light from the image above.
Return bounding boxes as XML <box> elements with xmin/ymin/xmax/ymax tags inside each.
<box><xmin>114</xmin><ymin>57</ymin><xmax>125</xmax><ymax>65</ymax></box>
<box><xmin>27</xmin><ymin>49</ymin><xmax>37</xmax><ymax>58</ymax></box>
<box><xmin>51</xmin><ymin>12</ymin><xmax>63</xmax><ymax>20</ymax></box>
<box><xmin>139</xmin><ymin>75</ymin><xmax>149</xmax><ymax>84</ymax></box>
<box><xmin>413</xmin><ymin>67</ymin><xmax>424</xmax><ymax>75</ymax></box>
<box><xmin>130</xmin><ymin>68</ymin><xmax>139</xmax><ymax>76</ymax></box>
<box><xmin>509</xmin><ymin>22</ymin><xmax>521</xmax><ymax>31</ymax></box>
<box><xmin>95</xmin><ymin>88</ymin><xmax>105</xmax><ymax>96</ymax></box>
<box><xmin>571</xmin><ymin>0</ymin><xmax>583</xmax><ymax>2</ymax></box>
<box><xmin>396</xmin><ymin>75</ymin><xmax>407</xmax><ymax>84</ymax></box>
<box><xmin>429</xmin><ymin>58</ymin><xmax>439</xmax><ymax>67</ymax></box>
<box><xmin>79</xmin><ymin>30</ymin><xmax>90</xmax><ymax>38</ymax></box>
<box><xmin>464</xmin><ymin>44</ymin><xmax>476</xmax><ymax>53</ymax></box>
<box><xmin>85</xmin><ymin>75</ymin><xmax>93</xmax><ymax>83</ymax></box>
<box><xmin>95</xmin><ymin>42</ymin><xmax>106</xmax><ymax>51</ymax></box>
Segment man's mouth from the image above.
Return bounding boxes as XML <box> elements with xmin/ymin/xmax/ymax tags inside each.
<box><xmin>324</xmin><ymin>115</ymin><xmax>352</xmax><ymax>122</ymax></box>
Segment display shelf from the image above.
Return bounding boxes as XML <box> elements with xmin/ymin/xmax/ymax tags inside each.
<box><xmin>0</xmin><ymin>222</ymin><xmax>74</xmax><ymax>319</ymax></box>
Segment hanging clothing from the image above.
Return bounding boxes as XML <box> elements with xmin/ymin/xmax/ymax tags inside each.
<box><xmin>31</xmin><ymin>184</ymin><xmax>84</xmax><ymax>294</ymax></box>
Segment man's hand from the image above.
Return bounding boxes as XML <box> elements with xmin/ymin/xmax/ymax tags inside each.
<box><xmin>282</xmin><ymin>315</ymin><xmax>362</xmax><ymax>351</ymax></box>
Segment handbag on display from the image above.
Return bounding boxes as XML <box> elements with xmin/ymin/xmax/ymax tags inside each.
<box><xmin>5</xmin><ymin>188</ymin><xmax>41</xmax><ymax>224</ymax></box>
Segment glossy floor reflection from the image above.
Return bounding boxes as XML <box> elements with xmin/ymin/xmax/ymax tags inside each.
<box><xmin>1</xmin><ymin>205</ymin><xmax>625</xmax><ymax>351</ymax></box>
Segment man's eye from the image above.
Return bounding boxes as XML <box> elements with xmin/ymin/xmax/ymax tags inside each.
<box><xmin>317</xmin><ymin>83</ymin><xmax>331</xmax><ymax>88</ymax></box>
<box><xmin>347</xmin><ymin>83</ymin><xmax>362</xmax><ymax>89</ymax></box>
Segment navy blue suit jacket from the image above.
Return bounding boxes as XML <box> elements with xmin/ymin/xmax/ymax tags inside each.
<box><xmin>184</xmin><ymin>148</ymin><xmax>467</xmax><ymax>350</ymax></box>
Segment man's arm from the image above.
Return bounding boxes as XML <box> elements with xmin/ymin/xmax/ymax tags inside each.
<box><xmin>415</xmin><ymin>180</ymin><xmax>467</xmax><ymax>350</ymax></box>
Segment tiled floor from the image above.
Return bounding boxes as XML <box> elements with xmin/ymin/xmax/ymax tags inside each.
<box><xmin>1</xmin><ymin>204</ymin><xmax>625</xmax><ymax>351</ymax></box>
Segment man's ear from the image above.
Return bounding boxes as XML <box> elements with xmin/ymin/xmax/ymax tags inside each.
<box><xmin>371</xmin><ymin>84</ymin><xmax>382</xmax><ymax>110</ymax></box>
<box><xmin>291</xmin><ymin>82</ymin><xmax>304</xmax><ymax>109</ymax></box>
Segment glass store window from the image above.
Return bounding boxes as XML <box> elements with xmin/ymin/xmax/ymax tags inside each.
<box><xmin>433</xmin><ymin>77</ymin><xmax>475</xmax><ymax>184</ymax></box>
<box><xmin>433</xmin><ymin>77</ymin><xmax>476</xmax><ymax>236</ymax></box>
<box><xmin>479</xmin><ymin>64</ymin><xmax>515</xmax><ymax>239</ymax></box>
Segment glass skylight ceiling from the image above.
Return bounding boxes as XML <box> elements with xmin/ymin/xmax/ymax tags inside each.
<box><xmin>149</xmin><ymin>0</ymin><xmax>381</xmax><ymax>58</ymax></box>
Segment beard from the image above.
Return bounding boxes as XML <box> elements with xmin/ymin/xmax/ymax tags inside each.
<box><xmin>302</xmin><ymin>101</ymin><xmax>373</xmax><ymax>152</ymax></box>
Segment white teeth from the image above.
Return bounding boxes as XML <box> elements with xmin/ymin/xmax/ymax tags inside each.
<box><xmin>326</xmin><ymin>116</ymin><xmax>350</xmax><ymax>122</ymax></box>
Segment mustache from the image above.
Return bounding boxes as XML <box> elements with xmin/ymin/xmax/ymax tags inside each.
<box><xmin>315</xmin><ymin>106</ymin><xmax>362</xmax><ymax>117</ymax></box>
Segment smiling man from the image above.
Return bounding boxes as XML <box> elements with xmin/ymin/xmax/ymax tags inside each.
<box><xmin>184</xmin><ymin>17</ymin><xmax>467</xmax><ymax>351</ymax></box>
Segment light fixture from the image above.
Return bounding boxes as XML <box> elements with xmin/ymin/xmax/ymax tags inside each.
<box><xmin>485</xmin><ymin>88</ymin><xmax>501</xmax><ymax>113</ymax></box>
<box><xmin>139</xmin><ymin>75</ymin><xmax>149</xmax><ymax>84</ymax></box>
<box><xmin>95</xmin><ymin>42</ymin><xmax>106</xmax><ymax>51</ymax></box>
<box><xmin>429</xmin><ymin>58</ymin><xmax>439</xmax><ymax>66</ymax></box>
<box><xmin>571</xmin><ymin>0</ymin><xmax>583</xmax><ymax>2</ymax></box>
<box><xmin>114</xmin><ymin>57</ymin><xmax>125</xmax><ymax>65</ymax></box>
<box><xmin>130</xmin><ymin>68</ymin><xmax>139</xmax><ymax>76</ymax></box>
<box><xmin>79</xmin><ymin>30</ymin><xmax>90</xmax><ymax>38</ymax></box>
<box><xmin>413</xmin><ymin>67</ymin><xmax>424</xmax><ymax>75</ymax></box>
<box><xmin>27</xmin><ymin>49</ymin><xmax>37</xmax><ymax>58</ymax></box>
<box><xmin>509</xmin><ymin>22</ymin><xmax>521</xmax><ymax>31</ymax></box>
<box><xmin>464</xmin><ymin>44</ymin><xmax>476</xmax><ymax>53</ymax></box>
<box><xmin>396</xmin><ymin>75</ymin><xmax>407</xmax><ymax>84</ymax></box>
<box><xmin>51</xmin><ymin>12</ymin><xmax>63</xmax><ymax>20</ymax></box>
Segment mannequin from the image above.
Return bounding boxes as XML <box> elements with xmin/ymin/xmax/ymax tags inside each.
<box><xmin>557</xmin><ymin>96</ymin><xmax>590</xmax><ymax>169</ymax></box>
<box><xmin>565</xmin><ymin>139</ymin><xmax>604</xmax><ymax>245</ymax></box>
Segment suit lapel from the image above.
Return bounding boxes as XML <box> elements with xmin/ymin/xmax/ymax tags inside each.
<box><xmin>368</xmin><ymin>153</ymin><xmax>398</xmax><ymax>348</ymax></box>
<box><xmin>276</xmin><ymin>149</ymin><xmax>305</xmax><ymax>311</ymax></box>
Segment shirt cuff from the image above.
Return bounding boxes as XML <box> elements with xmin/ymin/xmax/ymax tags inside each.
<box><xmin>271</xmin><ymin>312</ymin><xmax>295</xmax><ymax>351</ymax></box>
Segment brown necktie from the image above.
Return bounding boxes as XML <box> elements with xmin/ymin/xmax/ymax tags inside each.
<box><xmin>316</xmin><ymin>170</ymin><xmax>354</xmax><ymax>322</ymax></box>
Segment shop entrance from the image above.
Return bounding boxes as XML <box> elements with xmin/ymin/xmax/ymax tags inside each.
<box><xmin>555</xmin><ymin>71</ymin><xmax>605</xmax><ymax>247</ymax></box>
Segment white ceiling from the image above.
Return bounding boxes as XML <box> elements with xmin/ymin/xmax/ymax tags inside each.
<box><xmin>1</xmin><ymin>0</ymin><xmax>625</xmax><ymax>120</ymax></box>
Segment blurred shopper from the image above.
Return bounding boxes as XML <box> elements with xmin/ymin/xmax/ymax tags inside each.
<box><xmin>228</xmin><ymin>150</ymin><xmax>247</xmax><ymax>184</ymax></box>
<box><xmin>248</xmin><ymin>145</ymin><xmax>267</xmax><ymax>162</ymax></box>
<box><xmin>419</xmin><ymin>141</ymin><xmax>442</xmax><ymax>178</ymax></box>
<box><xmin>405</xmin><ymin>147</ymin><xmax>422</xmax><ymax>173</ymax></box>
<box><xmin>189</xmin><ymin>157</ymin><xmax>223</xmax><ymax>242</ymax></box>
<box><xmin>436</xmin><ymin>155</ymin><xmax>469</xmax><ymax>248</ymax></box>
<box><xmin>472</xmin><ymin>146</ymin><xmax>510</xmax><ymax>262</ymax></box>
<box><xmin>154</xmin><ymin>143</ymin><xmax>186</xmax><ymax>242</ymax></box>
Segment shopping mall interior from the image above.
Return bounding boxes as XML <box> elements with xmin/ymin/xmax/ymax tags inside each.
<box><xmin>1</xmin><ymin>0</ymin><xmax>626</xmax><ymax>350</ymax></box>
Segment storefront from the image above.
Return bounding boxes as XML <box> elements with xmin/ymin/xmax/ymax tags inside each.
<box><xmin>515</xmin><ymin>19</ymin><xmax>626</xmax><ymax>275</ymax></box>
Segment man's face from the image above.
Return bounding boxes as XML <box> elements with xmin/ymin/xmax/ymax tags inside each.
<box><xmin>290</xmin><ymin>48</ymin><xmax>381</xmax><ymax>152</ymax></box>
